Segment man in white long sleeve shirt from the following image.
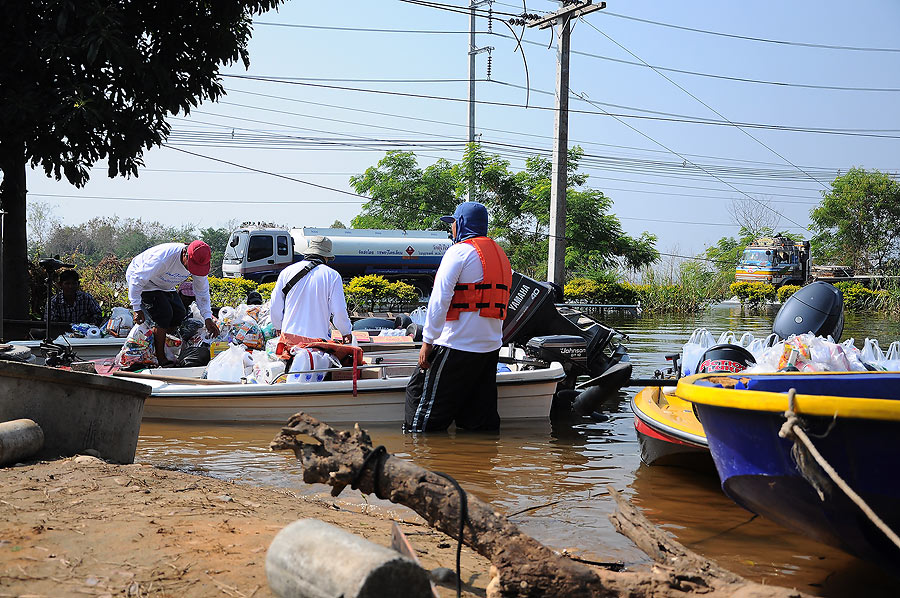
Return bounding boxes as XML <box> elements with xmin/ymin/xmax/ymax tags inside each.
<box><xmin>126</xmin><ymin>241</ymin><xmax>220</xmax><ymax>366</ymax></box>
<box><xmin>270</xmin><ymin>236</ymin><xmax>352</xmax><ymax>343</ymax></box>
<box><xmin>404</xmin><ymin>202</ymin><xmax>512</xmax><ymax>433</ymax></box>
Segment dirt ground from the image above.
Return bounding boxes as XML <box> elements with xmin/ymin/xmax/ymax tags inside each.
<box><xmin>0</xmin><ymin>457</ymin><xmax>492</xmax><ymax>598</ymax></box>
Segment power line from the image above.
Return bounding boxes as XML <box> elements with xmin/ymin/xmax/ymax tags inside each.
<box><xmin>580</xmin><ymin>17</ymin><xmax>829</xmax><ymax>193</ymax></box>
<box><xmin>601</xmin><ymin>11</ymin><xmax>900</xmax><ymax>53</ymax></box>
<box><xmin>220</xmin><ymin>75</ymin><xmax>900</xmax><ymax>139</ymax></box>
<box><xmin>490</xmin><ymin>32</ymin><xmax>900</xmax><ymax>92</ymax></box>
<box><xmin>255</xmin><ymin>21</ymin><xmax>484</xmax><ymax>34</ymax></box>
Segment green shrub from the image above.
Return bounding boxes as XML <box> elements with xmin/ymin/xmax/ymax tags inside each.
<box><xmin>776</xmin><ymin>284</ymin><xmax>801</xmax><ymax>303</ymax></box>
<box><xmin>257</xmin><ymin>282</ymin><xmax>276</xmax><ymax>302</ymax></box>
<box><xmin>564</xmin><ymin>278</ymin><xmax>602</xmax><ymax>302</ymax></box>
<box><xmin>834</xmin><ymin>282</ymin><xmax>887</xmax><ymax>311</ymax></box>
<box><xmin>729</xmin><ymin>281</ymin><xmax>776</xmax><ymax>310</ymax></box>
<box><xmin>387</xmin><ymin>281</ymin><xmax>419</xmax><ymax>307</ymax></box>
<box><xmin>208</xmin><ymin>276</ymin><xmax>257</xmax><ymax>308</ymax></box>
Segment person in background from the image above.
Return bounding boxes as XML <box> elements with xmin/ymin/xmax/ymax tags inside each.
<box><xmin>47</xmin><ymin>269</ymin><xmax>103</xmax><ymax>326</ymax></box>
<box><xmin>270</xmin><ymin>236</ymin><xmax>352</xmax><ymax>343</ymax></box>
<box><xmin>404</xmin><ymin>201</ymin><xmax>512</xmax><ymax>433</ymax></box>
<box><xmin>177</xmin><ymin>279</ymin><xmax>196</xmax><ymax>312</ymax></box>
<box><xmin>126</xmin><ymin>241</ymin><xmax>220</xmax><ymax>366</ymax></box>
<box><xmin>246</xmin><ymin>290</ymin><xmax>263</xmax><ymax>306</ymax></box>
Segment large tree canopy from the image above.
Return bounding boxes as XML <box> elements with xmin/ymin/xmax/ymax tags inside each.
<box><xmin>349</xmin><ymin>145</ymin><xmax>659</xmax><ymax>280</ymax></box>
<box><xmin>810</xmin><ymin>168</ymin><xmax>900</xmax><ymax>273</ymax></box>
<box><xmin>0</xmin><ymin>0</ymin><xmax>282</xmax><ymax>318</ymax></box>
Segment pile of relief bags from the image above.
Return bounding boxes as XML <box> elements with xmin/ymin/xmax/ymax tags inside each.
<box><xmin>681</xmin><ymin>329</ymin><xmax>900</xmax><ymax>377</ymax></box>
<box><xmin>114</xmin><ymin>299</ymin><xmax>338</xmax><ymax>383</ymax></box>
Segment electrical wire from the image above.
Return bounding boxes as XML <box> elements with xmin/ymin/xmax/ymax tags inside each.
<box><xmin>601</xmin><ymin>10</ymin><xmax>900</xmax><ymax>53</ymax></box>
<box><xmin>580</xmin><ymin>17</ymin><xmax>829</xmax><ymax>192</ymax></box>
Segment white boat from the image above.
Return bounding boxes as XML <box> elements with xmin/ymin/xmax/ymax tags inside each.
<box><xmin>17</xmin><ymin>335</ymin><xmax>125</xmax><ymax>363</ymax></box>
<box><xmin>114</xmin><ymin>354</ymin><xmax>566</xmax><ymax>425</ymax></box>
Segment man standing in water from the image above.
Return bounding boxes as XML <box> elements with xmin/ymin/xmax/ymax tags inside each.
<box><xmin>127</xmin><ymin>241</ymin><xmax>219</xmax><ymax>366</ymax></box>
<box><xmin>405</xmin><ymin>202</ymin><xmax>512</xmax><ymax>433</ymax></box>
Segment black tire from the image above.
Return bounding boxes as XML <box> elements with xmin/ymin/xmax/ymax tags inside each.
<box><xmin>0</xmin><ymin>344</ymin><xmax>34</xmax><ymax>363</ymax></box>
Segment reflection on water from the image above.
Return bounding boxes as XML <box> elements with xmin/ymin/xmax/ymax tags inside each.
<box><xmin>136</xmin><ymin>304</ymin><xmax>900</xmax><ymax>596</ymax></box>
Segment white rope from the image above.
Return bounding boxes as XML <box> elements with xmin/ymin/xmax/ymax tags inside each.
<box><xmin>779</xmin><ymin>388</ymin><xmax>900</xmax><ymax>552</ymax></box>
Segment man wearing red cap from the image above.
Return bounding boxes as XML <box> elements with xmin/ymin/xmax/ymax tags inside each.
<box><xmin>126</xmin><ymin>241</ymin><xmax>220</xmax><ymax>366</ymax></box>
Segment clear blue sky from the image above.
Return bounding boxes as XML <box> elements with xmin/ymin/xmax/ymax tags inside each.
<box><xmin>25</xmin><ymin>0</ymin><xmax>900</xmax><ymax>259</ymax></box>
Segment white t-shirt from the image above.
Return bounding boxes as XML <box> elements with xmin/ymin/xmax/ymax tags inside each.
<box><xmin>269</xmin><ymin>260</ymin><xmax>352</xmax><ymax>340</ymax></box>
<box><xmin>423</xmin><ymin>242</ymin><xmax>504</xmax><ymax>353</ymax></box>
<box><xmin>126</xmin><ymin>243</ymin><xmax>213</xmax><ymax>320</ymax></box>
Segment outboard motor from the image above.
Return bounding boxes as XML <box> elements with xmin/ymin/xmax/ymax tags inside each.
<box><xmin>696</xmin><ymin>343</ymin><xmax>756</xmax><ymax>374</ymax></box>
<box><xmin>502</xmin><ymin>272</ymin><xmax>629</xmax><ymax>410</ymax></box>
<box><xmin>772</xmin><ymin>281</ymin><xmax>844</xmax><ymax>342</ymax></box>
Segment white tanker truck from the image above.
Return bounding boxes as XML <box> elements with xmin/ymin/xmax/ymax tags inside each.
<box><xmin>221</xmin><ymin>224</ymin><xmax>451</xmax><ymax>293</ymax></box>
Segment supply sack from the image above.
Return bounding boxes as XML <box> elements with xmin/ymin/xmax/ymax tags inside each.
<box><xmin>744</xmin><ymin>333</ymin><xmax>867</xmax><ymax>374</ymax></box>
<box><xmin>176</xmin><ymin>342</ymin><xmax>211</xmax><ymax>368</ymax></box>
<box><xmin>882</xmin><ymin>341</ymin><xmax>900</xmax><ymax>370</ymax></box>
<box><xmin>250</xmin><ymin>351</ymin><xmax>286</xmax><ymax>384</ymax></box>
<box><xmin>115</xmin><ymin>322</ymin><xmax>156</xmax><ymax>368</ymax></box>
<box><xmin>717</xmin><ymin>330</ymin><xmax>737</xmax><ymax>345</ymax></box>
<box><xmin>104</xmin><ymin>306</ymin><xmax>134</xmax><ymax>337</ymax></box>
<box><xmin>746</xmin><ymin>333</ymin><xmax>778</xmax><ymax>362</ymax></box>
<box><xmin>206</xmin><ymin>344</ymin><xmax>253</xmax><ymax>382</ymax></box>
<box><xmin>232</xmin><ymin>316</ymin><xmax>265</xmax><ymax>350</ymax></box>
<box><xmin>409</xmin><ymin>306</ymin><xmax>427</xmax><ymax>326</ymax></box>
<box><xmin>861</xmin><ymin>338</ymin><xmax>885</xmax><ymax>370</ymax></box>
<box><xmin>681</xmin><ymin>328</ymin><xmax>715</xmax><ymax>377</ymax></box>
<box><xmin>287</xmin><ymin>347</ymin><xmax>340</xmax><ymax>383</ymax></box>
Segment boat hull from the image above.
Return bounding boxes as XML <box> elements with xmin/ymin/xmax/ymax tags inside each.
<box><xmin>133</xmin><ymin>362</ymin><xmax>566</xmax><ymax>425</ymax></box>
<box><xmin>631</xmin><ymin>386</ymin><xmax>711</xmax><ymax>469</ymax></box>
<box><xmin>680</xmin><ymin>372</ymin><xmax>900</xmax><ymax>574</ymax></box>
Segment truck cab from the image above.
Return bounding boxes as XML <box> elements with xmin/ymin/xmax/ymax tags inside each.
<box><xmin>735</xmin><ymin>237</ymin><xmax>810</xmax><ymax>287</ymax></box>
<box><xmin>222</xmin><ymin>225</ymin><xmax>293</xmax><ymax>284</ymax></box>
<box><xmin>222</xmin><ymin>224</ymin><xmax>451</xmax><ymax>293</ymax></box>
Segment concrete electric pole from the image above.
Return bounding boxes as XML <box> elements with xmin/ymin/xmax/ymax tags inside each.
<box><xmin>467</xmin><ymin>0</ymin><xmax>493</xmax><ymax>202</ymax></box>
<box><xmin>527</xmin><ymin>1</ymin><xmax>605</xmax><ymax>285</ymax></box>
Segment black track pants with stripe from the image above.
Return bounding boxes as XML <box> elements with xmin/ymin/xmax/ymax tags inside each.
<box><xmin>404</xmin><ymin>345</ymin><xmax>501</xmax><ymax>433</ymax></box>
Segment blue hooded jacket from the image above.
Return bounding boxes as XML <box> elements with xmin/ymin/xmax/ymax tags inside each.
<box><xmin>441</xmin><ymin>202</ymin><xmax>488</xmax><ymax>243</ymax></box>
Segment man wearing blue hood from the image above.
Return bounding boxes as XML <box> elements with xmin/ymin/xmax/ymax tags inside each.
<box><xmin>405</xmin><ymin>202</ymin><xmax>513</xmax><ymax>432</ymax></box>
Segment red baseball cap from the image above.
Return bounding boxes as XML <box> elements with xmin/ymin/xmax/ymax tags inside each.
<box><xmin>185</xmin><ymin>240</ymin><xmax>211</xmax><ymax>276</ymax></box>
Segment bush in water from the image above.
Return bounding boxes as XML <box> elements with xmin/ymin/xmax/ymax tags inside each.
<box><xmin>834</xmin><ymin>281</ymin><xmax>888</xmax><ymax>311</ymax></box>
<box><xmin>730</xmin><ymin>281</ymin><xmax>776</xmax><ymax>310</ymax></box>
<box><xmin>776</xmin><ymin>284</ymin><xmax>801</xmax><ymax>304</ymax></box>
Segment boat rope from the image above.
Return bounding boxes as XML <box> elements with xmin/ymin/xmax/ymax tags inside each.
<box><xmin>779</xmin><ymin>388</ymin><xmax>900</xmax><ymax>552</ymax></box>
<box><xmin>434</xmin><ymin>471</ymin><xmax>469</xmax><ymax>598</ymax></box>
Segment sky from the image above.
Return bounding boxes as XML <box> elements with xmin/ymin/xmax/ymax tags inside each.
<box><xmin>23</xmin><ymin>0</ymin><xmax>900</xmax><ymax>261</ymax></box>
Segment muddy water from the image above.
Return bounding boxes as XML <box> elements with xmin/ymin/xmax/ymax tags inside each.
<box><xmin>136</xmin><ymin>304</ymin><xmax>900</xmax><ymax>596</ymax></box>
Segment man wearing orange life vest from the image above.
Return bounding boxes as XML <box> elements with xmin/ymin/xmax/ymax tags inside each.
<box><xmin>404</xmin><ymin>202</ymin><xmax>512</xmax><ymax>433</ymax></box>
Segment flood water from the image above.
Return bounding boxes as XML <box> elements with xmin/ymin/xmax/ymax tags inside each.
<box><xmin>136</xmin><ymin>304</ymin><xmax>900</xmax><ymax>596</ymax></box>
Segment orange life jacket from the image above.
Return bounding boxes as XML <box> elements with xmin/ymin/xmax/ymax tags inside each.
<box><xmin>446</xmin><ymin>237</ymin><xmax>512</xmax><ymax>321</ymax></box>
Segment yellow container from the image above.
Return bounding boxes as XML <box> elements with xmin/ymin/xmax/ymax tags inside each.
<box><xmin>209</xmin><ymin>341</ymin><xmax>230</xmax><ymax>360</ymax></box>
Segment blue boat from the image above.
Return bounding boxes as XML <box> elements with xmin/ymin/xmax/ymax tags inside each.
<box><xmin>677</xmin><ymin>371</ymin><xmax>900</xmax><ymax>575</ymax></box>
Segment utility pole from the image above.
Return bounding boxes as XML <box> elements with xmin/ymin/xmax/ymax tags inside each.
<box><xmin>527</xmin><ymin>1</ymin><xmax>605</xmax><ymax>285</ymax></box>
<box><xmin>467</xmin><ymin>0</ymin><xmax>493</xmax><ymax>201</ymax></box>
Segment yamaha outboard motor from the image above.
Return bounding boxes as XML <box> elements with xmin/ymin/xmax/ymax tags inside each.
<box><xmin>502</xmin><ymin>272</ymin><xmax>629</xmax><ymax>409</ymax></box>
<box><xmin>696</xmin><ymin>343</ymin><xmax>756</xmax><ymax>374</ymax></box>
<box><xmin>772</xmin><ymin>281</ymin><xmax>844</xmax><ymax>342</ymax></box>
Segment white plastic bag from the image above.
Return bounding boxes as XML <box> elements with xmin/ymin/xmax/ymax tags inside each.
<box><xmin>746</xmin><ymin>333</ymin><xmax>778</xmax><ymax>362</ymax></box>
<box><xmin>861</xmin><ymin>338</ymin><xmax>885</xmax><ymax>369</ymax></box>
<box><xmin>737</xmin><ymin>332</ymin><xmax>755</xmax><ymax>347</ymax></box>
<box><xmin>681</xmin><ymin>328</ymin><xmax>715</xmax><ymax>376</ymax></box>
<box><xmin>409</xmin><ymin>306</ymin><xmax>427</xmax><ymax>326</ymax></box>
<box><xmin>207</xmin><ymin>344</ymin><xmax>253</xmax><ymax>382</ymax></box>
<box><xmin>717</xmin><ymin>330</ymin><xmax>737</xmax><ymax>345</ymax></box>
<box><xmin>288</xmin><ymin>347</ymin><xmax>340</xmax><ymax>383</ymax></box>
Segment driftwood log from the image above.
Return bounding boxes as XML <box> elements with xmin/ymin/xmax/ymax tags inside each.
<box><xmin>271</xmin><ymin>414</ymin><xmax>811</xmax><ymax>598</ymax></box>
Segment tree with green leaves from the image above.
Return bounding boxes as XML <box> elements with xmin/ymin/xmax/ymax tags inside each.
<box><xmin>350</xmin><ymin>145</ymin><xmax>659</xmax><ymax>280</ymax></box>
<box><xmin>0</xmin><ymin>0</ymin><xmax>283</xmax><ymax>318</ymax></box>
<box><xmin>350</xmin><ymin>152</ymin><xmax>458</xmax><ymax>230</ymax></box>
<box><xmin>810</xmin><ymin>168</ymin><xmax>900</xmax><ymax>273</ymax></box>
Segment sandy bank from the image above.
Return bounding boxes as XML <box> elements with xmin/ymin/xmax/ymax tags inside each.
<box><xmin>0</xmin><ymin>458</ymin><xmax>490</xmax><ymax>597</ymax></box>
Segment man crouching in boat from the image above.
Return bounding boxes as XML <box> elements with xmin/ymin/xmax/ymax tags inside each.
<box><xmin>126</xmin><ymin>241</ymin><xmax>220</xmax><ymax>367</ymax></box>
<box><xmin>404</xmin><ymin>202</ymin><xmax>512</xmax><ymax>433</ymax></box>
